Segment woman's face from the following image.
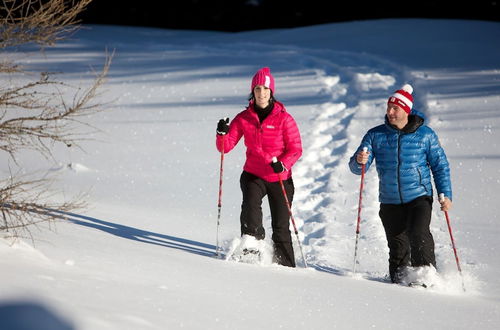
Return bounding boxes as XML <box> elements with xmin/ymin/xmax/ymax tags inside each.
<box><xmin>253</xmin><ymin>85</ymin><xmax>271</xmax><ymax>108</ymax></box>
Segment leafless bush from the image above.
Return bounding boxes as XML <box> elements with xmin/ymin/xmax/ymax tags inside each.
<box><xmin>0</xmin><ymin>0</ymin><xmax>93</xmax><ymax>48</ymax></box>
<box><xmin>0</xmin><ymin>173</ymin><xmax>86</xmax><ymax>239</ymax></box>
<box><xmin>0</xmin><ymin>0</ymin><xmax>112</xmax><ymax>238</ymax></box>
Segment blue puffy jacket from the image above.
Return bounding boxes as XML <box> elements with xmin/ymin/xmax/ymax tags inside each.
<box><xmin>349</xmin><ymin>110</ymin><xmax>452</xmax><ymax>204</ymax></box>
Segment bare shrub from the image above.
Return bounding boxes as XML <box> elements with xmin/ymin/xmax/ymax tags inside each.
<box><xmin>0</xmin><ymin>0</ymin><xmax>112</xmax><ymax>238</ymax></box>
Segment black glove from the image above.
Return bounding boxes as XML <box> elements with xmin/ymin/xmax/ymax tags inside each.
<box><xmin>217</xmin><ymin>118</ymin><xmax>229</xmax><ymax>135</ymax></box>
<box><xmin>270</xmin><ymin>161</ymin><xmax>285</xmax><ymax>173</ymax></box>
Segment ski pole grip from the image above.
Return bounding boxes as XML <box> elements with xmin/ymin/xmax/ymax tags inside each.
<box><xmin>439</xmin><ymin>193</ymin><xmax>445</xmax><ymax>202</ymax></box>
<box><xmin>272</xmin><ymin>156</ymin><xmax>278</xmax><ymax>163</ymax></box>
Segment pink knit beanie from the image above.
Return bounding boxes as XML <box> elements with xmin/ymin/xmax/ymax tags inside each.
<box><xmin>251</xmin><ymin>67</ymin><xmax>275</xmax><ymax>94</ymax></box>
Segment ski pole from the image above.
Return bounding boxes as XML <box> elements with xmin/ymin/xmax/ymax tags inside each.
<box><xmin>353</xmin><ymin>147</ymin><xmax>368</xmax><ymax>274</ymax></box>
<box><xmin>439</xmin><ymin>193</ymin><xmax>466</xmax><ymax>292</ymax></box>
<box><xmin>215</xmin><ymin>133</ymin><xmax>225</xmax><ymax>258</ymax></box>
<box><xmin>272</xmin><ymin>157</ymin><xmax>307</xmax><ymax>268</ymax></box>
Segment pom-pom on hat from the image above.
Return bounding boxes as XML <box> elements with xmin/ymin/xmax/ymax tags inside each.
<box><xmin>251</xmin><ymin>67</ymin><xmax>275</xmax><ymax>94</ymax></box>
<box><xmin>388</xmin><ymin>84</ymin><xmax>414</xmax><ymax>114</ymax></box>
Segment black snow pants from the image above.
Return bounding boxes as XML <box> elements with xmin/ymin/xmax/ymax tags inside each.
<box><xmin>240</xmin><ymin>171</ymin><xmax>296</xmax><ymax>267</ymax></box>
<box><xmin>379</xmin><ymin>196</ymin><xmax>436</xmax><ymax>282</ymax></box>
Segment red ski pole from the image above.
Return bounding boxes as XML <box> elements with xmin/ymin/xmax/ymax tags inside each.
<box><xmin>215</xmin><ymin>134</ymin><xmax>225</xmax><ymax>257</ymax></box>
<box><xmin>439</xmin><ymin>193</ymin><xmax>466</xmax><ymax>292</ymax></box>
<box><xmin>272</xmin><ymin>157</ymin><xmax>307</xmax><ymax>268</ymax></box>
<box><xmin>353</xmin><ymin>147</ymin><xmax>368</xmax><ymax>274</ymax></box>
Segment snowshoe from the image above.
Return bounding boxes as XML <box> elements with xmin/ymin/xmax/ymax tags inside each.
<box><xmin>408</xmin><ymin>281</ymin><xmax>428</xmax><ymax>288</ymax></box>
<box><xmin>225</xmin><ymin>235</ymin><xmax>273</xmax><ymax>265</ymax></box>
<box><xmin>238</xmin><ymin>248</ymin><xmax>262</xmax><ymax>264</ymax></box>
<box><xmin>394</xmin><ymin>266</ymin><xmax>437</xmax><ymax>289</ymax></box>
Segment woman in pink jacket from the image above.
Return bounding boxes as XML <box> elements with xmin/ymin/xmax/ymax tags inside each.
<box><xmin>216</xmin><ymin>67</ymin><xmax>302</xmax><ymax>267</ymax></box>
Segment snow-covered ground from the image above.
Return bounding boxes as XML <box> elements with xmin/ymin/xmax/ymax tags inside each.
<box><xmin>1</xmin><ymin>19</ymin><xmax>500</xmax><ymax>329</ymax></box>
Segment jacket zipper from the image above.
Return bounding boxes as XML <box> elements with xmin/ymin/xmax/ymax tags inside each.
<box><xmin>397</xmin><ymin>132</ymin><xmax>404</xmax><ymax>203</ymax></box>
<box><xmin>256</xmin><ymin>108</ymin><xmax>275</xmax><ymax>149</ymax></box>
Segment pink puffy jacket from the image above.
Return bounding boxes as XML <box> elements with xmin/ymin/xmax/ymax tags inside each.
<box><xmin>216</xmin><ymin>100</ymin><xmax>302</xmax><ymax>182</ymax></box>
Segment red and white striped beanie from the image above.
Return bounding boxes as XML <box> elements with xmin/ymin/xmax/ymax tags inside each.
<box><xmin>251</xmin><ymin>67</ymin><xmax>275</xmax><ymax>94</ymax></box>
<box><xmin>388</xmin><ymin>84</ymin><xmax>414</xmax><ymax>114</ymax></box>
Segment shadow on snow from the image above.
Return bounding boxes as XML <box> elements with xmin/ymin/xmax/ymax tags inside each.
<box><xmin>309</xmin><ymin>263</ymin><xmax>390</xmax><ymax>285</ymax></box>
<box><xmin>37</xmin><ymin>208</ymin><xmax>391</xmax><ymax>283</ymax></box>
<box><xmin>48</xmin><ymin>209</ymin><xmax>216</xmax><ymax>258</ymax></box>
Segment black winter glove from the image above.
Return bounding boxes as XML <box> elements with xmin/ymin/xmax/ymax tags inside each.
<box><xmin>270</xmin><ymin>161</ymin><xmax>285</xmax><ymax>173</ymax></box>
<box><xmin>216</xmin><ymin>118</ymin><xmax>229</xmax><ymax>135</ymax></box>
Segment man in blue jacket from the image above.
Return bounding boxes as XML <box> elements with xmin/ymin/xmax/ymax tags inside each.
<box><xmin>349</xmin><ymin>84</ymin><xmax>452</xmax><ymax>284</ymax></box>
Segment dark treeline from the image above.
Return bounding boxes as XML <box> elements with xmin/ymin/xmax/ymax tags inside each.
<box><xmin>80</xmin><ymin>0</ymin><xmax>500</xmax><ymax>32</ymax></box>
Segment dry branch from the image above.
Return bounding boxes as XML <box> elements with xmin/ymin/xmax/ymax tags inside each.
<box><xmin>0</xmin><ymin>52</ymin><xmax>112</xmax><ymax>160</ymax></box>
<box><xmin>0</xmin><ymin>0</ymin><xmax>93</xmax><ymax>49</ymax></box>
<box><xmin>0</xmin><ymin>173</ymin><xmax>86</xmax><ymax>239</ymax></box>
<box><xmin>0</xmin><ymin>0</ymin><xmax>111</xmax><ymax>236</ymax></box>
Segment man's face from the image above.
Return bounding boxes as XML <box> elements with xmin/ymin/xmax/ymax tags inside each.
<box><xmin>386</xmin><ymin>103</ymin><xmax>409</xmax><ymax>128</ymax></box>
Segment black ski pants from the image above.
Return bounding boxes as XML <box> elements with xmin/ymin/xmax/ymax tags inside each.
<box><xmin>379</xmin><ymin>196</ymin><xmax>436</xmax><ymax>282</ymax></box>
<box><xmin>239</xmin><ymin>171</ymin><xmax>296</xmax><ymax>267</ymax></box>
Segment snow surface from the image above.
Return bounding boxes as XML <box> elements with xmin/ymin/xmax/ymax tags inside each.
<box><xmin>1</xmin><ymin>19</ymin><xmax>500</xmax><ymax>329</ymax></box>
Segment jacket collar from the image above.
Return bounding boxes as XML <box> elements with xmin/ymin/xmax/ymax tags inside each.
<box><xmin>248</xmin><ymin>100</ymin><xmax>285</xmax><ymax>115</ymax></box>
<box><xmin>385</xmin><ymin>110</ymin><xmax>424</xmax><ymax>133</ymax></box>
